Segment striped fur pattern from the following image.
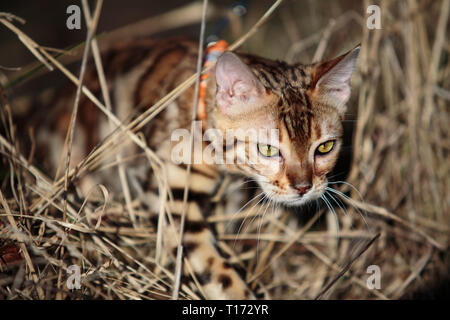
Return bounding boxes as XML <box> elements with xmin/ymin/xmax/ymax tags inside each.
<box><xmin>15</xmin><ymin>38</ymin><xmax>359</xmax><ymax>299</ymax></box>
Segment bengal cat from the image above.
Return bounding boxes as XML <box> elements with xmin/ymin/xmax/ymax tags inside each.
<box><xmin>14</xmin><ymin>38</ymin><xmax>359</xmax><ymax>299</ymax></box>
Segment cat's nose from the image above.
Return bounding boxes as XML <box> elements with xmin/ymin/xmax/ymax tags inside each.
<box><xmin>294</xmin><ymin>184</ymin><xmax>311</xmax><ymax>195</ymax></box>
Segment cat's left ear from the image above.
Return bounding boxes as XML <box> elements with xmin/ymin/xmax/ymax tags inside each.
<box><xmin>309</xmin><ymin>45</ymin><xmax>360</xmax><ymax>114</ymax></box>
<box><xmin>214</xmin><ymin>52</ymin><xmax>267</xmax><ymax>117</ymax></box>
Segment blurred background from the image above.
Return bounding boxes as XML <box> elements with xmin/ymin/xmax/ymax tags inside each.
<box><xmin>0</xmin><ymin>0</ymin><xmax>449</xmax><ymax>299</ymax></box>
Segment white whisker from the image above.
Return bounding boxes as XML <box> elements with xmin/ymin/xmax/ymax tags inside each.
<box><xmin>321</xmin><ymin>193</ymin><xmax>340</xmax><ymax>236</ymax></box>
<box><xmin>326</xmin><ymin>185</ymin><xmax>370</xmax><ymax>230</ymax></box>
<box><xmin>256</xmin><ymin>196</ymin><xmax>273</xmax><ymax>261</ymax></box>
<box><xmin>233</xmin><ymin>192</ymin><xmax>268</xmax><ymax>249</ymax></box>
<box><xmin>225</xmin><ymin>191</ymin><xmax>264</xmax><ymax>231</ymax></box>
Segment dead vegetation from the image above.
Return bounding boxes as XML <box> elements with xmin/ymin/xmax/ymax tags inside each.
<box><xmin>0</xmin><ymin>0</ymin><xmax>449</xmax><ymax>299</ymax></box>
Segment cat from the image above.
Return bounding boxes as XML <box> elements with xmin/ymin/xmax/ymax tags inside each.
<box><xmin>14</xmin><ymin>37</ymin><xmax>359</xmax><ymax>299</ymax></box>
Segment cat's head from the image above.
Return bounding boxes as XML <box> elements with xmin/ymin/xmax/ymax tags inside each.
<box><xmin>211</xmin><ymin>46</ymin><xmax>359</xmax><ymax>206</ymax></box>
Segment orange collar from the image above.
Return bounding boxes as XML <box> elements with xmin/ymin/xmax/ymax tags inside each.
<box><xmin>197</xmin><ymin>40</ymin><xmax>229</xmax><ymax>121</ymax></box>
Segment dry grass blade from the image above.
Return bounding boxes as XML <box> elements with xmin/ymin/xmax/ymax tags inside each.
<box><xmin>0</xmin><ymin>191</ymin><xmax>45</xmax><ymax>299</ymax></box>
<box><xmin>0</xmin><ymin>17</ymin><xmax>53</xmax><ymax>71</ymax></box>
<box><xmin>341</xmin><ymin>196</ymin><xmax>445</xmax><ymax>250</ymax></box>
<box><xmin>81</xmin><ymin>0</ymin><xmax>136</xmax><ymax>227</ymax></box>
<box><xmin>248</xmin><ymin>208</ymin><xmax>324</xmax><ymax>283</ymax></box>
<box><xmin>172</xmin><ymin>0</ymin><xmax>209</xmax><ymax>300</ymax></box>
<box><xmin>1</xmin><ymin>0</ymin><xmax>448</xmax><ymax>300</ymax></box>
<box><xmin>315</xmin><ymin>233</ymin><xmax>380</xmax><ymax>300</ymax></box>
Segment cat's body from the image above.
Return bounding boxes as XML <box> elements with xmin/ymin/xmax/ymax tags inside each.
<box><xmin>14</xmin><ymin>37</ymin><xmax>359</xmax><ymax>299</ymax></box>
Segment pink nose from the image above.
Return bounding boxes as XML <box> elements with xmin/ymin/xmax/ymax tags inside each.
<box><xmin>294</xmin><ymin>184</ymin><xmax>311</xmax><ymax>195</ymax></box>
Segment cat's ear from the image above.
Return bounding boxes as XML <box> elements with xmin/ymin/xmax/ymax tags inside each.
<box><xmin>310</xmin><ymin>45</ymin><xmax>360</xmax><ymax>114</ymax></box>
<box><xmin>215</xmin><ymin>52</ymin><xmax>266</xmax><ymax>116</ymax></box>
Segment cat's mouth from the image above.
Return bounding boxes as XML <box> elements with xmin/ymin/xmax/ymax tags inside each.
<box><xmin>259</xmin><ymin>183</ymin><xmax>325</xmax><ymax>207</ymax></box>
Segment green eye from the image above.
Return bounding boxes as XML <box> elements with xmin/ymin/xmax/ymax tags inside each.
<box><xmin>258</xmin><ymin>144</ymin><xmax>279</xmax><ymax>157</ymax></box>
<box><xmin>316</xmin><ymin>140</ymin><xmax>335</xmax><ymax>154</ymax></box>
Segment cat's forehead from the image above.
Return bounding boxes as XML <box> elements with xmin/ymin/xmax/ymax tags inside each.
<box><xmin>277</xmin><ymin>90</ymin><xmax>341</xmax><ymax>151</ymax></box>
<box><xmin>279</xmin><ymin>108</ymin><xmax>342</xmax><ymax>156</ymax></box>
<box><xmin>278</xmin><ymin>104</ymin><xmax>314</xmax><ymax>149</ymax></box>
<box><xmin>237</xmin><ymin>53</ymin><xmax>314</xmax><ymax>91</ymax></box>
<box><xmin>230</xmin><ymin>53</ymin><xmax>343</xmax><ymax>148</ymax></box>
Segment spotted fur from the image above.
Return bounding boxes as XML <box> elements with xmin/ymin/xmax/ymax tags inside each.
<box><xmin>14</xmin><ymin>38</ymin><xmax>359</xmax><ymax>299</ymax></box>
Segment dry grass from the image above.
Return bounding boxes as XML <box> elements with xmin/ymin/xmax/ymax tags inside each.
<box><xmin>0</xmin><ymin>0</ymin><xmax>449</xmax><ymax>300</ymax></box>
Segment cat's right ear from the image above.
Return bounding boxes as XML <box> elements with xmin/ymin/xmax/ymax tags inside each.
<box><xmin>215</xmin><ymin>52</ymin><xmax>266</xmax><ymax>117</ymax></box>
<box><xmin>309</xmin><ymin>45</ymin><xmax>360</xmax><ymax>114</ymax></box>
